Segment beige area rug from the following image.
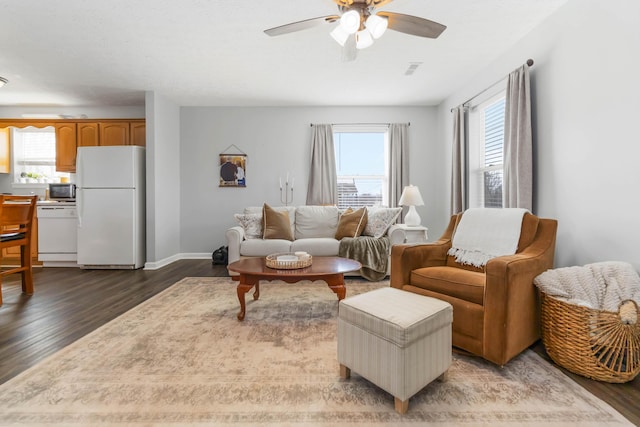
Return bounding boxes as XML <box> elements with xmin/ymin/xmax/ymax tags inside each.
<box><xmin>0</xmin><ymin>277</ymin><xmax>632</xmax><ymax>426</ymax></box>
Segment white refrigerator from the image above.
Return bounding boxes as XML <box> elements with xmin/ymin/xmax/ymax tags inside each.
<box><xmin>76</xmin><ymin>146</ymin><xmax>145</xmax><ymax>269</ymax></box>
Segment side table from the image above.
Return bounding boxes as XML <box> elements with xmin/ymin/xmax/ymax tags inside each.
<box><xmin>388</xmin><ymin>224</ymin><xmax>428</xmax><ymax>245</ymax></box>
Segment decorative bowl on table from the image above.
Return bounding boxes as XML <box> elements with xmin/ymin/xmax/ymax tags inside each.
<box><xmin>265</xmin><ymin>252</ymin><xmax>312</xmax><ymax>269</ymax></box>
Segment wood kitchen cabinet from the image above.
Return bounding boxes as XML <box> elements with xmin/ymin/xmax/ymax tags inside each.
<box><xmin>98</xmin><ymin>121</ymin><xmax>145</xmax><ymax>146</ymax></box>
<box><xmin>54</xmin><ymin>120</ymin><xmax>144</xmax><ymax>172</ymax></box>
<box><xmin>55</xmin><ymin>123</ymin><xmax>77</xmax><ymax>173</ymax></box>
<box><xmin>99</xmin><ymin>122</ymin><xmax>130</xmax><ymax>146</ymax></box>
<box><xmin>77</xmin><ymin>122</ymin><xmax>99</xmax><ymax>147</ymax></box>
<box><xmin>74</xmin><ymin>120</ymin><xmax>144</xmax><ymax>149</ymax></box>
<box><xmin>130</xmin><ymin>122</ymin><xmax>146</xmax><ymax>146</ymax></box>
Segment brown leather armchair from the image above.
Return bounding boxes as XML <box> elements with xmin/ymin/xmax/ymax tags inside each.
<box><xmin>390</xmin><ymin>212</ymin><xmax>557</xmax><ymax>366</ymax></box>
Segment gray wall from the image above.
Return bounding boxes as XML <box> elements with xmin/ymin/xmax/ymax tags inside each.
<box><xmin>145</xmin><ymin>92</ymin><xmax>181</xmax><ymax>267</ymax></box>
<box><xmin>179</xmin><ymin>106</ymin><xmax>438</xmax><ymax>256</ymax></box>
<box><xmin>436</xmin><ymin>0</ymin><xmax>640</xmax><ymax>270</ymax></box>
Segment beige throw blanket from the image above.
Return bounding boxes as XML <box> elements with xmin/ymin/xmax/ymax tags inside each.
<box><xmin>448</xmin><ymin>208</ymin><xmax>527</xmax><ymax>267</ymax></box>
<box><xmin>338</xmin><ymin>236</ymin><xmax>390</xmax><ymax>282</ymax></box>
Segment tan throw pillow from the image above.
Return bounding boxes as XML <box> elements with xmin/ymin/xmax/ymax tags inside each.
<box><xmin>262</xmin><ymin>203</ymin><xmax>294</xmax><ymax>240</ymax></box>
<box><xmin>335</xmin><ymin>207</ymin><xmax>368</xmax><ymax>239</ymax></box>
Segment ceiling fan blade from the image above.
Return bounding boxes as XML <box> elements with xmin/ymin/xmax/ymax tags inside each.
<box><xmin>377</xmin><ymin>11</ymin><xmax>446</xmax><ymax>39</ymax></box>
<box><xmin>264</xmin><ymin>15</ymin><xmax>339</xmax><ymax>37</ymax></box>
<box><xmin>369</xmin><ymin>0</ymin><xmax>395</xmax><ymax>7</ymax></box>
<box><xmin>333</xmin><ymin>0</ymin><xmax>395</xmax><ymax>6</ymax></box>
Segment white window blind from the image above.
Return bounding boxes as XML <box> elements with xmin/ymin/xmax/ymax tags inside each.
<box><xmin>12</xmin><ymin>127</ymin><xmax>69</xmax><ymax>183</ymax></box>
<box><xmin>16</xmin><ymin>129</ymin><xmax>56</xmax><ymax>164</ymax></box>
<box><xmin>482</xmin><ymin>98</ymin><xmax>505</xmax><ymax>207</ymax></box>
<box><xmin>469</xmin><ymin>93</ymin><xmax>506</xmax><ymax>208</ymax></box>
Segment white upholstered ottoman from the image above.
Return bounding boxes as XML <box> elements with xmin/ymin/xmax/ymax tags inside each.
<box><xmin>337</xmin><ymin>287</ymin><xmax>452</xmax><ymax>414</ymax></box>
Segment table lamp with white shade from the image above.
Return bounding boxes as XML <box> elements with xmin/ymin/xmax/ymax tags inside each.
<box><xmin>398</xmin><ymin>185</ymin><xmax>424</xmax><ymax>226</ymax></box>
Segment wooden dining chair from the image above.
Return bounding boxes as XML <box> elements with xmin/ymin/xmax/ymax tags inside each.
<box><xmin>0</xmin><ymin>195</ymin><xmax>38</xmax><ymax>305</ymax></box>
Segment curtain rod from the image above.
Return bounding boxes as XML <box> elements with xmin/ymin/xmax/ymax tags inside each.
<box><xmin>450</xmin><ymin>59</ymin><xmax>534</xmax><ymax>112</ymax></box>
<box><xmin>310</xmin><ymin>122</ymin><xmax>410</xmax><ymax>127</ymax></box>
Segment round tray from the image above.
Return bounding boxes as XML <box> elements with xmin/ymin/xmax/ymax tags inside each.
<box><xmin>265</xmin><ymin>252</ymin><xmax>312</xmax><ymax>269</ymax></box>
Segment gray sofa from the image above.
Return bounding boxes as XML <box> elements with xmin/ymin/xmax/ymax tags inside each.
<box><xmin>226</xmin><ymin>205</ymin><xmax>404</xmax><ymax>277</ymax></box>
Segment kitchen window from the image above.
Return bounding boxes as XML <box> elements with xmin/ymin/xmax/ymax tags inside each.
<box><xmin>468</xmin><ymin>93</ymin><xmax>506</xmax><ymax>208</ymax></box>
<box><xmin>12</xmin><ymin>127</ymin><xmax>70</xmax><ymax>184</ymax></box>
<box><xmin>333</xmin><ymin>125</ymin><xmax>389</xmax><ymax>209</ymax></box>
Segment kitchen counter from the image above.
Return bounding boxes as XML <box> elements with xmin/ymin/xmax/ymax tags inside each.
<box><xmin>37</xmin><ymin>200</ymin><xmax>76</xmax><ymax>206</ymax></box>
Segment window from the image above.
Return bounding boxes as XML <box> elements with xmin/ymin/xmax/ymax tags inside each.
<box><xmin>333</xmin><ymin>125</ymin><xmax>389</xmax><ymax>209</ymax></box>
<box><xmin>468</xmin><ymin>93</ymin><xmax>506</xmax><ymax>208</ymax></box>
<box><xmin>12</xmin><ymin>127</ymin><xmax>70</xmax><ymax>183</ymax></box>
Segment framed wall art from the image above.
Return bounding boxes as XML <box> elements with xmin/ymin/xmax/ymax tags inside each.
<box><xmin>219</xmin><ymin>145</ymin><xmax>247</xmax><ymax>187</ymax></box>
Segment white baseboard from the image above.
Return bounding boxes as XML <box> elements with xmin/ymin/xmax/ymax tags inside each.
<box><xmin>42</xmin><ymin>261</ymin><xmax>79</xmax><ymax>268</ymax></box>
<box><xmin>143</xmin><ymin>253</ymin><xmax>211</xmax><ymax>270</ymax></box>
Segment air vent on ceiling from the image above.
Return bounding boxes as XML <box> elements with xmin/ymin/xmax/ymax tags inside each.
<box><xmin>404</xmin><ymin>62</ymin><xmax>423</xmax><ymax>76</ymax></box>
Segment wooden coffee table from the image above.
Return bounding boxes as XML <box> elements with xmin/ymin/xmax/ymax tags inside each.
<box><xmin>227</xmin><ymin>256</ymin><xmax>362</xmax><ymax>321</ymax></box>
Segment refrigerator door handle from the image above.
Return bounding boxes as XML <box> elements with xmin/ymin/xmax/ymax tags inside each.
<box><xmin>77</xmin><ymin>190</ymin><xmax>83</xmax><ymax>228</ymax></box>
<box><xmin>76</xmin><ymin>149</ymin><xmax>83</xmax><ymax>189</ymax></box>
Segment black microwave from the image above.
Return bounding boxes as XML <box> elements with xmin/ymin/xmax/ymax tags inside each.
<box><xmin>48</xmin><ymin>183</ymin><xmax>76</xmax><ymax>201</ymax></box>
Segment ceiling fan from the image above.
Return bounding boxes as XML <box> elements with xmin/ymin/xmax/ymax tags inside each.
<box><xmin>264</xmin><ymin>0</ymin><xmax>446</xmax><ymax>61</ymax></box>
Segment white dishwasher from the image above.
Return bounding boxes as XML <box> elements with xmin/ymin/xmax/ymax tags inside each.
<box><xmin>37</xmin><ymin>203</ymin><xmax>78</xmax><ymax>265</ymax></box>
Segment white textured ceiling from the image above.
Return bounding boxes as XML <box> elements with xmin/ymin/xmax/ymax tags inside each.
<box><xmin>0</xmin><ymin>0</ymin><xmax>568</xmax><ymax>108</ymax></box>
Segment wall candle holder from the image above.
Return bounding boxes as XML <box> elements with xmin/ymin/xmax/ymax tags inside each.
<box><xmin>279</xmin><ymin>173</ymin><xmax>294</xmax><ymax>206</ymax></box>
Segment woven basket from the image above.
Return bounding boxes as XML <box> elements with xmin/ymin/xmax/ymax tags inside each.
<box><xmin>540</xmin><ymin>292</ymin><xmax>640</xmax><ymax>383</ymax></box>
<box><xmin>265</xmin><ymin>252</ymin><xmax>312</xmax><ymax>270</ymax></box>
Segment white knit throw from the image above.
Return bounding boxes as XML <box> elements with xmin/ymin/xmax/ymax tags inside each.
<box><xmin>534</xmin><ymin>261</ymin><xmax>640</xmax><ymax>312</ymax></box>
<box><xmin>448</xmin><ymin>208</ymin><xmax>527</xmax><ymax>267</ymax></box>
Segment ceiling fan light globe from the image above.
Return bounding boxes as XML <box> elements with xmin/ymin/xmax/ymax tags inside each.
<box><xmin>330</xmin><ymin>26</ymin><xmax>349</xmax><ymax>46</ymax></box>
<box><xmin>340</xmin><ymin>10</ymin><xmax>360</xmax><ymax>34</ymax></box>
<box><xmin>355</xmin><ymin>29</ymin><xmax>373</xmax><ymax>49</ymax></box>
<box><xmin>366</xmin><ymin>14</ymin><xmax>388</xmax><ymax>39</ymax></box>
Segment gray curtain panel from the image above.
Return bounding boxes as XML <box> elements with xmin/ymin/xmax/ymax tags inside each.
<box><xmin>450</xmin><ymin>105</ymin><xmax>467</xmax><ymax>214</ymax></box>
<box><xmin>503</xmin><ymin>63</ymin><xmax>533</xmax><ymax>211</ymax></box>
<box><xmin>306</xmin><ymin>124</ymin><xmax>337</xmax><ymax>205</ymax></box>
<box><xmin>388</xmin><ymin>123</ymin><xmax>409</xmax><ymax>208</ymax></box>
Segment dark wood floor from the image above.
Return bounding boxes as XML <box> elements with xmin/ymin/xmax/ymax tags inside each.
<box><xmin>0</xmin><ymin>260</ymin><xmax>638</xmax><ymax>425</ymax></box>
